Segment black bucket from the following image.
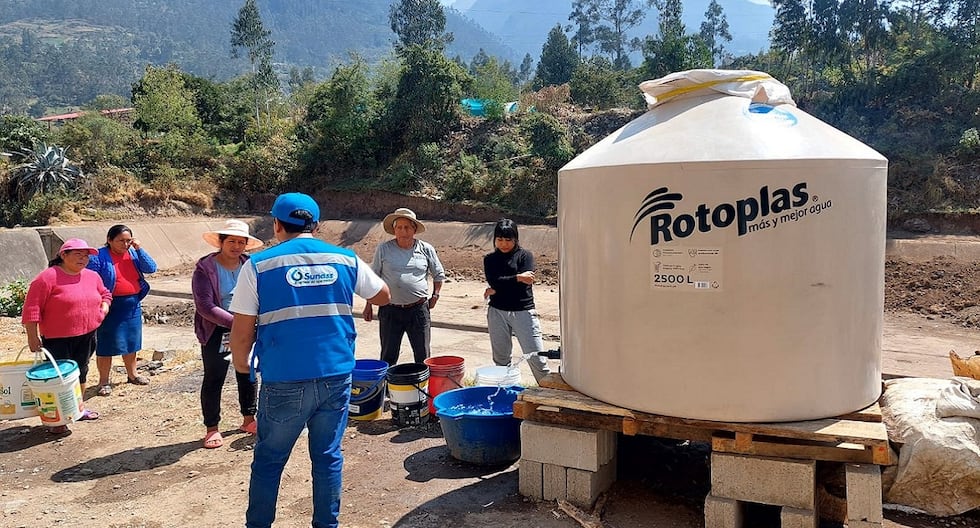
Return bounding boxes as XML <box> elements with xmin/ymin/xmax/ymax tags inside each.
<box><xmin>387</xmin><ymin>363</ymin><xmax>430</xmax><ymax>427</ymax></box>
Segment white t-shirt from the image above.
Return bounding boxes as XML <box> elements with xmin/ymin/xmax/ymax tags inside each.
<box><xmin>231</xmin><ymin>248</ymin><xmax>385</xmax><ymax>316</ymax></box>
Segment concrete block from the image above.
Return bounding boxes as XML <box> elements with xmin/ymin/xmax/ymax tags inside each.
<box><xmin>846</xmin><ymin>521</ymin><xmax>882</xmax><ymax>528</ymax></box>
<box><xmin>710</xmin><ymin>453</ymin><xmax>816</xmax><ymax>510</ymax></box>
<box><xmin>845</xmin><ymin>464</ymin><xmax>883</xmax><ymax>523</ymax></box>
<box><xmin>566</xmin><ymin>458</ymin><xmax>616</xmax><ymax>509</ymax></box>
<box><xmin>0</xmin><ymin>228</ymin><xmax>48</xmax><ymax>284</ymax></box>
<box><xmin>542</xmin><ymin>463</ymin><xmax>566</xmax><ymax>501</ymax></box>
<box><xmin>704</xmin><ymin>495</ymin><xmax>744</xmax><ymax>528</ymax></box>
<box><xmin>521</xmin><ymin>421</ymin><xmax>616</xmax><ymax>472</ymax></box>
<box><xmin>519</xmin><ymin>459</ymin><xmax>543</xmax><ymax>500</ymax></box>
<box><xmin>781</xmin><ymin>507</ymin><xmax>818</xmax><ymax>528</ymax></box>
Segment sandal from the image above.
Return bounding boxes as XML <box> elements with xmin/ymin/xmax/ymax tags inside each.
<box><xmin>202</xmin><ymin>430</ymin><xmax>223</xmax><ymax>449</ymax></box>
<box><xmin>47</xmin><ymin>425</ymin><xmax>71</xmax><ymax>436</ymax></box>
<box><xmin>78</xmin><ymin>409</ymin><xmax>100</xmax><ymax>421</ymax></box>
<box><xmin>97</xmin><ymin>385</ymin><xmax>112</xmax><ymax>396</ymax></box>
<box><xmin>240</xmin><ymin>420</ymin><xmax>257</xmax><ymax>435</ymax></box>
<box><xmin>127</xmin><ymin>375</ymin><xmax>150</xmax><ymax>385</ymax></box>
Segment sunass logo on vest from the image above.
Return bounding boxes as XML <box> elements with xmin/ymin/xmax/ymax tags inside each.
<box><xmin>285</xmin><ymin>265</ymin><xmax>338</xmax><ymax>287</ymax></box>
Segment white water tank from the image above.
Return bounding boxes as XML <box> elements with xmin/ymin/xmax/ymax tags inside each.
<box><xmin>558</xmin><ymin>71</ymin><xmax>887</xmax><ymax>422</ymax></box>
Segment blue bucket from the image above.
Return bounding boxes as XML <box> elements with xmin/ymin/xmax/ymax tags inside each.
<box><xmin>350</xmin><ymin>359</ymin><xmax>388</xmax><ymax>421</ymax></box>
<box><xmin>433</xmin><ymin>386</ymin><xmax>525</xmax><ymax>465</ymax></box>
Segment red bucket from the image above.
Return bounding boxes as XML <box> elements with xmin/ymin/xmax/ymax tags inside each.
<box><xmin>423</xmin><ymin>355</ymin><xmax>465</xmax><ymax>416</ymax></box>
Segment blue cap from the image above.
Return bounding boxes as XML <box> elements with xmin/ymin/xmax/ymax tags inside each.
<box><xmin>270</xmin><ymin>193</ymin><xmax>320</xmax><ymax>226</ymax></box>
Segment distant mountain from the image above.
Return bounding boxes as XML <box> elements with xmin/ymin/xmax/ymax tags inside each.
<box><xmin>449</xmin><ymin>0</ymin><xmax>773</xmax><ymax>63</ymax></box>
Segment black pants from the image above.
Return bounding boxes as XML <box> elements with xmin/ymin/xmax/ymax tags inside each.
<box><xmin>378</xmin><ymin>302</ymin><xmax>430</xmax><ymax>365</ymax></box>
<box><xmin>200</xmin><ymin>327</ymin><xmax>257</xmax><ymax>428</ymax></box>
<box><xmin>42</xmin><ymin>330</ymin><xmax>96</xmax><ymax>385</ymax></box>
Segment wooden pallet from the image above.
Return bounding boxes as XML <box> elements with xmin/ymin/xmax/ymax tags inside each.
<box><xmin>517</xmin><ymin>373</ymin><xmax>894</xmax><ymax>466</ymax></box>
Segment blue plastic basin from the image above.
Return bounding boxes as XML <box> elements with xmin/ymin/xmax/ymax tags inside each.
<box><xmin>433</xmin><ymin>386</ymin><xmax>524</xmax><ymax>465</ymax></box>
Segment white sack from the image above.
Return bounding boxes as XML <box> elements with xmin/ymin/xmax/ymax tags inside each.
<box><xmin>936</xmin><ymin>377</ymin><xmax>980</xmax><ymax>419</ymax></box>
<box><xmin>881</xmin><ymin>377</ymin><xmax>980</xmax><ymax>516</ymax></box>
<box><xmin>638</xmin><ymin>69</ymin><xmax>796</xmax><ymax>109</ymax></box>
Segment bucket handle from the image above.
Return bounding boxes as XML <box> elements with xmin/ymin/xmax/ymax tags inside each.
<box><xmin>26</xmin><ymin>347</ymin><xmax>67</xmax><ymax>382</ymax></box>
<box><xmin>351</xmin><ymin>376</ymin><xmax>386</xmax><ymax>401</ymax></box>
<box><xmin>412</xmin><ymin>382</ymin><xmax>432</xmax><ymax>399</ymax></box>
<box><xmin>13</xmin><ymin>344</ymin><xmax>31</xmax><ymax>362</ymax></box>
<box><xmin>388</xmin><ymin>382</ymin><xmax>433</xmax><ymax>400</ymax></box>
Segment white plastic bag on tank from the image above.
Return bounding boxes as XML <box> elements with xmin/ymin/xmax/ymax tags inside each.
<box><xmin>639</xmin><ymin>69</ymin><xmax>796</xmax><ymax>108</ymax></box>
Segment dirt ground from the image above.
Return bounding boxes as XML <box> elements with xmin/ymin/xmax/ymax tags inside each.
<box><xmin>2</xmin><ymin>247</ymin><xmax>979</xmax><ymax>527</ymax></box>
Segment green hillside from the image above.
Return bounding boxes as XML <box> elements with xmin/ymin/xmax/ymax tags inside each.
<box><xmin>0</xmin><ymin>0</ymin><xmax>516</xmax><ymax>113</ymax></box>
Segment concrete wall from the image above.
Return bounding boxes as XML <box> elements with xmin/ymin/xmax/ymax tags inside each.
<box><xmin>0</xmin><ymin>228</ymin><xmax>49</xmax><ymax>284</ymax></box>
<box><xmin>0</xmin><ymin>218</ymin><xmax>271</xmax><ymax>285</ymax></box>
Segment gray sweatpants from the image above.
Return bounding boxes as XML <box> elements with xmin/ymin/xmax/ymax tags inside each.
<box><xmin>487</xmin><ymin>306</ymin><xmax>551</xmax><ymax>383</ymax></box>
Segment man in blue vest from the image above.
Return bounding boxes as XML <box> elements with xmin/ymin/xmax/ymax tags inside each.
<box><xmin>230</xmin><ymin>192</ymin><xmax>390</xmax><ymax>528</ymax></box>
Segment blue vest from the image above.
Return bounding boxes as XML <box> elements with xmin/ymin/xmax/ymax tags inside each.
<box><xmin>250</xmin><ymin>237</ymin><xmax>359</xmax><ymax>382</ymax></box>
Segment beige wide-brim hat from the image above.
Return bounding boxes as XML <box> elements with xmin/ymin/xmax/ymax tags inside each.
<box><xmin>383</xmin><ymin>208</ymin><xmax>426</xmax><ymax>235</ymax></box>
<box><xmin>202</xmin><ymin>219</ymin><xmax>264</xmax><ymax>250</ymax></box>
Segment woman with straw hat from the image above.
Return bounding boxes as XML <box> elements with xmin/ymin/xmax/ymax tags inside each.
<box><xmin>192</xmin><ymin>219</ymin><xmax>263</xmax><ymax>449</ymax></box>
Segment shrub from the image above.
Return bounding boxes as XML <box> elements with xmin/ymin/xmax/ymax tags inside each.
<box><xmin>0</xmin><ymin>279</ymin><xmax>28</xmax><ymax>317</ymax></box>
<box><xmin>958</xmin><ymin>128</ymin><xmax>980</xmax><ymax>156</ymax></box>
<box><xmin>520</xmin><ymin>113</ymin><xmax>574</xmax><ymax>171</ymax></box>
<box><xmin>18</xmin><ymin>192</ymin><xmax>74</xmax><ymax>226</ymax></box>
<box><xmin>442</xmin><ymin>153</ymin><xmax>483</xmax><ymax>200</ymax></box>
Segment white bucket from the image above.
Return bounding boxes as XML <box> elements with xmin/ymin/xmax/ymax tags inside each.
<box><xmin>475</xmin><ymin>365</ymin><xmax>523</xmax><ymax>387</ymax></box>
<box><xmin>26</xmin><ymin>349</ymin><xmax>82</xmax><ymax>427</ymax></box>
<box><xmin>0</xmin><ymin>348</ymin><xmax>38</xmax><ymax>420</ymax></box>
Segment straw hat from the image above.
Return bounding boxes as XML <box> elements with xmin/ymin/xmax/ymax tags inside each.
<box><xmin>383</xmin><ymin>208</ymin><xmax>426</xmax><ymax>235</ymax></box>
<box><xmin>202</xmin><ymin>219</ymin><xmax>264</xmax><ymax>250</ymax></box>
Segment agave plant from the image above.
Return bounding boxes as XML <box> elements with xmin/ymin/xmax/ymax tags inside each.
<box><xmin>5</xmin><ymin>142</ymin><xmax>83</xmax><ymax>198</ymax></box>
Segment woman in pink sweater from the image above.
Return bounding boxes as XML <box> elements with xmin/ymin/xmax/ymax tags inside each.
<box><xmin>22</xmin><ymin>238</ymin><xmax>112</xmax><ymax>435</ymax></box>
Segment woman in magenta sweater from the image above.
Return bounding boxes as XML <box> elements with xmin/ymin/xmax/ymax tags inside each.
<box><xmin>22</xmin><ymin>238</ymin><xmax>112</xmax><ymax>434</ymax></box>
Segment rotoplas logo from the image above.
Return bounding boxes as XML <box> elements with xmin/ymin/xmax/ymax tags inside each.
<box><xmin>630</xmin><ymin>182</ymin><xmax>810</xmax><ymax>244</ymax></box>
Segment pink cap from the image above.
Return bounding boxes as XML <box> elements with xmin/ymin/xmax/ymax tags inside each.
<box><xmin>59</xmin><ymin>238</ymin><xmax>98</xmax><ymax>255</ymax></box>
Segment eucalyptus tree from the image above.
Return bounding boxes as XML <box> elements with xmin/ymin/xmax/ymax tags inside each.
<box><xmin>131</xmin><ymin>65</ymin><xmax>201</xmax><ymax>136</ymax></box>
<box><xmin>810</xmin><ymin>0</ymin><xmax>849</xmax><ymax>72</ymax></box>
<box><xmin>699</xmin><ymin>0</ymin><xmax>732</xmax><ymax>66</ymax></box>
<box><xmin>230</xmin><ymin>0</ymin><xmax>280</xmax><ymax>124</ymax></box>
<box><xmin>590</xmin><ymin>0</ymin><xmax>647</xmax><ymax>69</ymax></box>
<box><xmin>901</xmin><ymin>0</ymin><xmax>942</xmax><ymax>48</ymax></box>
<box><xmin>945</xmin><ymin>0</ymin><xmax>980</xmax><ymax>88</ymax></box>
<box><xmin>770</xmin><ymin>0</ymin><xmax>811</xmax><ymax>91</ymax></box>
<box><xmin>839</xmin><ymin>0</ymin><xmax>892</xmax><ymax>85</ymax></box>
<box><xmin>641</xmin><ymin>0</ymin><xmax>694</xmax><ymax>79</ymax></box>
<box><xmin>567</xmin><ymin>0</ymin><xmax>598</xmax><ymax>57</ymax></box>
<box><xmin>389</xmin><ymin>0</ymin><xmax>453</xmax><ymax>53</ymax></box>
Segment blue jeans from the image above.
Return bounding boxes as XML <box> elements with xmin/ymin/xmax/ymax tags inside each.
<box><xmin>246</xmin><ymin>374</ymin><xmax>352</xmax><ymax>528</ymax></box>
